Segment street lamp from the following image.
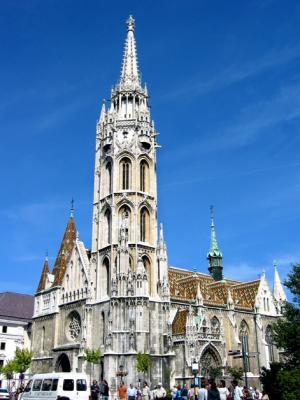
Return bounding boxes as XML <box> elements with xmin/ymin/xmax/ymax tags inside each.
<box><xmin>192</xmin><ymin>360</ymin><xmax>199</xmax><ymax>396</ymax></box>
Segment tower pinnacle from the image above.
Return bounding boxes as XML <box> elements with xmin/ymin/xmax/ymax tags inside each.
<box><xmin>119</xmin><ymin>15</ymin><xmax>140</xmax><ymax>89</ymax></box>
<box><xmin>273</xmin><ymin>260</ymin><xmax>287</xmax><ymax>305</ymax></box>
<box><xmin>207</xmin><ymin>206</ymin><xmax>223</xmax><ymax>281</ymax></box>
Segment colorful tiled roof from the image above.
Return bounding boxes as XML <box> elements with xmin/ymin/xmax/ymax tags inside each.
<box><xmin>168</xmin><ymin>266</ymin><xmax>260</xmax><ymax>310</ymax></box>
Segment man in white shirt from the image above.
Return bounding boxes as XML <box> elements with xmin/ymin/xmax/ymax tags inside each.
<box><xmin>155</xmin><ymin>383</ymin><xmax>166</xmax><ymax>399</ymax></box>
<box><xmin>231</xmin><ymin>381</ymin><xmax>243</xmax><ymax>400</ymax></box>
<box><xmin>198</xmin><ymin>383</ymin><xmax>208</xmax><ymax>400</ymax></box>
<box><xmin>128</xmin><ymin>383</ymin><xmax>137</xmax><ymax>400</ymax></box>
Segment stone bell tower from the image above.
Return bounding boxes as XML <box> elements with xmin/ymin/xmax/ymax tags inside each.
<box><xmin>90</xmin><ymin>16</ymin><xmax>171</xmax><ymax>387</ymax></box>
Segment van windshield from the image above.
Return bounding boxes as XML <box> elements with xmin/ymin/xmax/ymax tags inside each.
<box><xmin>24</xmin><ymin>380</ymin><xmax>32</xmax><ymax>392</ymax></box>
<box><xmin>63</xmin><ymin>379</ymin><xmax>74</xmax><ymax>391</ymax></box>
<box><xmin>33</xmin><ymin>380</ymin><xmax>42</xmax><ymax>391</ymax></box>
<box><xmin>77</xmin><ymin>379</ymin><xmax>87</xmax><ymax>391</ymax></box>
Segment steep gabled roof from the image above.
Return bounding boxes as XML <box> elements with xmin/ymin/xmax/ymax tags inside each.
<box><xmin>0</xmin><ymin>292</ymin><xmax>34</xmax><ymax>321</ymax></box>
<box><xmin>51</xmin><ymin>216</ymin><xmax>77</xmax><ymax>287</ymax></box>
<box><xmin>36</xmin><ymin>258</ymin><xmax>49</xmax><ymax>292</ymax></box>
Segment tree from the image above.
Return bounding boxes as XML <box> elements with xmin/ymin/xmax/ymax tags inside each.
<box><xmin>83</xmin><ymin>348</ymin><xmax>101</xmax><ymax>383</ymax></box>
<box><xmin>14</xmin><ymin>347</ymin><xmax>32</xmax><ymax>373</ymax></box>
<box><xmin>1</xmin><ymin>359</ymin><xmax>17</xmax><ymax>392</ymax></box>
<box><xmin>260</xmin><ymin>264</ymin><xmax>300</xmax><ymax>400</ymax></box>
<box><xmin>208</xmin><ymin>366</ymin><xmax>222</xmax><ymax>380</ymax></box>
<box><xmin>272</xmin><ymin>264</ymin><xmax>300</xmax><ymax>367</ymax></box>
<box><xmin>135</xmin><ymin>353</ymin><xmax>151</xmax><ymax>381</ymax></box>
<box><xmin>226</xmin><ymin>366</ymin><xmax>244</xmax><ymax>381</ymax></box>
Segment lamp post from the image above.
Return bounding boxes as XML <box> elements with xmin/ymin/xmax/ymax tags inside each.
<box><xmin>192</xmin><ymin>360</ymin><xmax>199</xmax><ymax>398</ymax></box>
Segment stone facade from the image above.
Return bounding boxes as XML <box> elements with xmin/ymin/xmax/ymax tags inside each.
<box><xmin>31</xmin><ymin>16</ymin><xmax>286</xmax><ymax>391</ymax></box>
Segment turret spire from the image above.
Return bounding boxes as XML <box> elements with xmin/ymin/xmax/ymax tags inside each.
<box><xmin>273</xmin><ymin>260</ymin><xmax>287</xmax><ymax>304</ymax></box>
<box><xmin>207</xmin><ymin>206</ymin><xmax>223</xmax><ymax>281</ymax></box>
<box><xmin>119</xmin><ymin>15</ymin><xmax>141</xmax><ymax>89</ymax></box>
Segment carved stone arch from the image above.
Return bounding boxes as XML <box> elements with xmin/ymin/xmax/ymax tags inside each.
<box><xmin>116</xmin><ymin>150</ymin><xmax>135</xmax><ymax>163</ymax></box>
<box><xmin>239</xmin><ymin>319</ymin><xmax>250</xmax><ymax>337</ymax></box>
<box><xmin>116</xmin><ymin>198</ymin><xmax>135</xmax><ymax>210</ymax></box>
<box><xmin>55</xmin><ymin>353</ymin><xmax>71</xmax><ymax>372</ymax></box>
<box><xmin>138</xmin><ymin>199</ymin><xmax>153</xmax><ymax>211</ymax></box>
<box><xmin>137</xmin><ymin>153</ymin><xmax>152</xmax><ymax>164</ymax></box>
<box><xmin>199</xmin><ymin>343</ymin><xmax>222</xmax><ymax>377</ymax></box>
<box><xmin>104</xmin><ymin>157</ymin><xmax>113</xmax><ymax>195</ymax></box>
<box><xmin>239</xmin><ymin>319</ymin><xmax>251</xmax><ymax>371</ymax></box>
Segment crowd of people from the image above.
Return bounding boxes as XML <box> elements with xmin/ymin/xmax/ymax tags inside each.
<box><xmin>90</xmin><ymin>379</ymin><xmax>269</xmax><ymax>400</ymax></box>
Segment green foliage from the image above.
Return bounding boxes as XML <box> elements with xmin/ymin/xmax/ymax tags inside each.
<box><xmin>83</xmin><ymin>348</ymin><xmax>102</xmax><ymax>364</ymax></box>
<box><xmin>226</xmin><ymin>366</ymin><xmax>244</xmax><ymax>381</ymax></box>
<box><xmin>272</xmin><ymin>263</ymin><xmax>300</xmax><ymax>367</ymax></box>
<box><xmin>260</xmin><ymin>264</ymin><xmax>300</xmax><ymax>400</ymax></box>
<box><xmin>209</xmin><ymin>366</ymin><xmax>222</xmax><ymax>380</ymax></box>
<box><xmin>1</xmin><ymin>359</ymin><xmax>17</xmax><ymax>379</ymax></box>
<box><xmin>260</xmin><ymin>363</ymin><xmax>300</xmax><ymax>400</ymax></box>
<box><xmin>14</xmin><ymin>347</ymin><xmax>32</xmax><ymax>373</ymax></box>
<box><xmin>260</xmin><ymin>363</ymin><xmax>283</xmax><ymax>400</ymax></box>
<box><xmin>135</xmin><ymin>352</ymin><xmax>151</xmax><ymax>374</ymax></box>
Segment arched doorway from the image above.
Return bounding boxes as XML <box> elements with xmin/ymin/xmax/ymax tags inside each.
<box><xmin>200</xmin><ymin>345</ymin><xmax>222</xmax><ymax>377</ymax></box>
<box><xmin>56</xmin><ymin>353</ymin><xmax>71</xmax><ymax>372</ymax></box>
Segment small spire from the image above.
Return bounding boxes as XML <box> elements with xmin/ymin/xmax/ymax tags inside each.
<box><xmin>70</xmin><ymin>198</ymin><xmax>74</xmax><ymax>218</ymax></box>
<box><xmin>196</xmin><ymin>283</ymin><xmax>203</xmax><ymax>306</ymax></box>
<box><xmin>210</xmin><ymin>205</ymin><xmax>219</xmax><ymax>252</ymax></box>
<box><xmin>273</xmin><ymin>261</ymin><xmax>287</xmax><ymax>303</ymax></box>
<box><xmin>159</xmin><ymin>223</ymin><xmax>164</xmax><ymax>242</ymax></box>
<box><xmin>45</xmin><ymin>250</ymin><xmax>48</xmax><ymax>262</ymax></box>
<box><xmin>119</xmin><ymin>15</ymin><xmax>140</xmax><ymax>89</ymax></box>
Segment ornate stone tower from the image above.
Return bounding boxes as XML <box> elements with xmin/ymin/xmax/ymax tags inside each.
<box><xmin>90</xmin><ymin>15</ymin><xmax>171</xmax><ymax>387</ymax></box>
<box><xmin>207</xmin><ymin>206</ymin><xmax>223</xmax><ymax>281</ymax></box>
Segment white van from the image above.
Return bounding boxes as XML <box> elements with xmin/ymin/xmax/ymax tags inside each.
<box><xmin>20</xmin><ymin>372</ymin><xmax>90</xmax><ymax>400</ymax></box>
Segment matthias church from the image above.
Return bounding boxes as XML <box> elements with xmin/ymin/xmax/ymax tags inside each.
<box><xmin>31</xmin><ymin>16</ymin><xmax>287</xmax><ymax>390</ymax></box>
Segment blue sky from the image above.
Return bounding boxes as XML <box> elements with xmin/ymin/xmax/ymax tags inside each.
<box><xmin>0</xmin><ymin>0</ymin><xmax>299</xmax><ymax>297</ymax></box>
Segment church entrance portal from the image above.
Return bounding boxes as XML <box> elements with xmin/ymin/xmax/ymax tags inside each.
<box><xmin>200</xmin><ymin>345</ymin><xmax>222</xmax><ymax>377</ymax></box>
<box><xmin>56</xmin><ymin>353</ymin><xmax>71</xmax><ymax>372</ymax></box>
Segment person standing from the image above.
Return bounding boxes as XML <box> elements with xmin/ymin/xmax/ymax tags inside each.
<box><xmin>91</xmin><ymin>380</ymin><xmax>100</xmax><ymax>400</ymax></box>
<box><xmin>100</xmin><ymin>380</ymin><xmax>109</xmax><ymax>400</ymax></box>
<box><xmin>128</xmin><ymin>383</ymin><xmax>137</xmax><ymax>400</ymax></box>
<box><xmin>198</xmin><ymin>382</ymin><xmax>208</xmax><ymax>400</ymax></box>
<box><xmin>231</xmin><ymin>381</ymin><xmax>242</xmax><ymax>400</ymax></box>
<box><xmin>154</xmin><ymin>383</ymin><xmax>166</xmax><ymax>400</ymax></box>
<box><xmin>118</xmin><ymin>382</ymin><xmax>127</xmax><ymax>400</ymax></box>
<box><xmin>218</xmin><ymin>380</ymin><xmax>229</xmax><ymax>400</ymax></box>
<box><xmin>142</xmin><ymin>382</ymin><xmax>151</xmax><ymax>400</ymax></box>
<box><xmin>181</xmin><ymin>384</ymin><xmax>188</xmax><ymax>400</ymax></box>
<box><xmin>207</xmin><ymin>382</ymin><xmax>220</xmax><ymax>400</ymax></box>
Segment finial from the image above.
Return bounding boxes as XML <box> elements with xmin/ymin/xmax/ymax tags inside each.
<box><xmin>159</xmin><ymin>223</ymin><xmax>164</xmax><ymax>241</ymax></box>
<box><xmin>210</xmin><ymin>205</ymin><xmax>214</xmax><ymax>226</ymax></box>
<box><xmin>273</xmin><ymin>259</ymin><xmax>277</xmax><ymax>269</ymax></box>
<box><xmin>70</xmin><ymin>198</ymin><xmax>74</xmax><ymax>218</ymax></box>
<box><xmin>261</xmin><ymin>269</ymin><xmax>266</xmax><ymax>278</ymax></box>
<box><xmin>45</xmin><ymin>250</ymin><xmax>48</xmax><ymax>262</ymax></box>
<box><xmin>126</xmin><ymin>15</ymin><xmax>135</xmax><ymax>32</ymax></box>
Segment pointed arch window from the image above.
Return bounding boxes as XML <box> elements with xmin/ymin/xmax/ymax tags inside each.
<box><xmin>104</xmin><ymin>209</ymin><xmax>111</xmax><ymax>244</ymax></box>
<box><xmin>239</xmin><ymin>320</ymin><xmax>250</xmax><ymax>372</ymax></box>
<box><xmin>140</xmin><ymin>160</ymin><xmax>149</xmax><ymax>192</ymax></box>
<box><xmin>120</xmin><ymin>157</ymin><xmax>131</xmax><ymax>190</ymax></box>
<box><xmin>265</xmin><ymin>326</ymin><xmax>274</xmax><ymax>362</ymax></box>
<box><xmin>106</xmin><ymin>161</ymin><xmax>112</xmax><ymax>194</ymax></box>
<box><xmin>140</xmin><ymin>207</ymin><xmax>150</xmax><ymax>242</ymax></box>
<box><xmin>103</xmin><ymin>258</ymin><xmax>110</xmax><ymax>296</ymax></box>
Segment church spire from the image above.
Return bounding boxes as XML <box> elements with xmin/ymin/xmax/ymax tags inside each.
<box><xmin>273</xmin><ymin>260</ymin><xmax>287</xmax><ymax>304</ymax></box>
<box><xmin>119</xmin><ymin>15</ymin><xmax>141</xmax><ymax>90</ymax></box>
<box><xmin>36</xmin><ymin>255</ymin><xmax>49</xmax><ymax>293</ymax></box>
<box><xmin>207</xmin><ymin>206</ymin><xmax>223</xmax><ymax>281</ymax></box>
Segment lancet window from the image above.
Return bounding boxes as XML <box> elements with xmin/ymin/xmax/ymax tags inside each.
<box><xmin>239</xmin><ymin>320</ymin><xmax>250</xmax><ymax>372</ymax></box>
<box><xmin>140</xmin><ymin>207</ymin><xmax>150</xmax><ymax>242</ymax></box>
<box><xmin>265</xmin><ymin>325</ymin><xmax>274</xmax><ymax>362</ymax></box>
<box><xmin>120</xmin><ymin>157</ymin><xmax>131</xmax><ymax>190</ymax></box>
<box><xmin>140</xmin><ymin>160</ymin><xmax>149</xmax><ymax>192</ymax></box>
